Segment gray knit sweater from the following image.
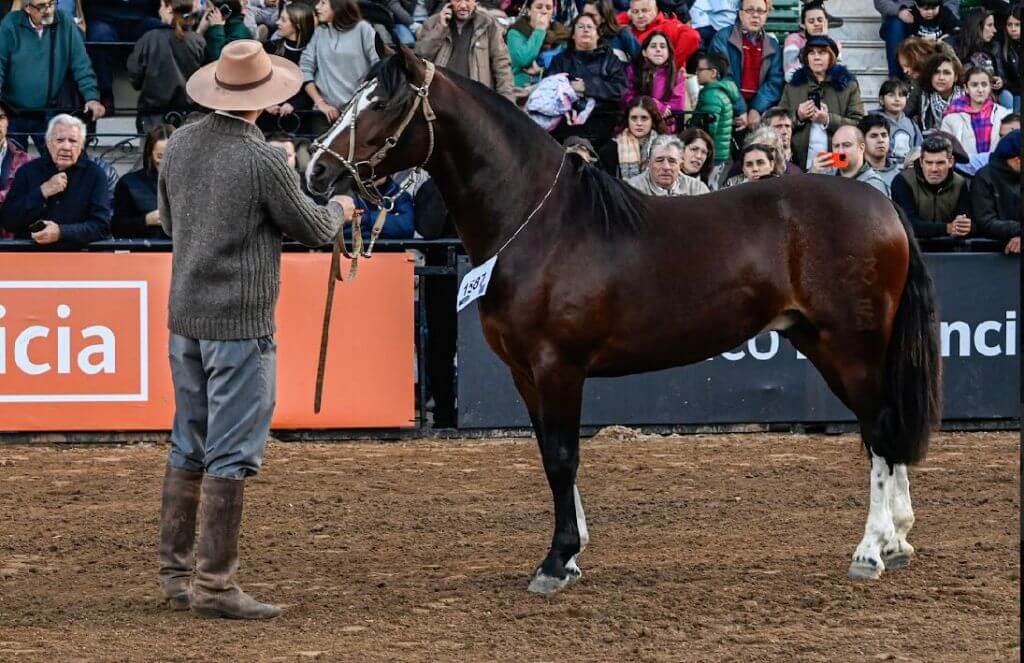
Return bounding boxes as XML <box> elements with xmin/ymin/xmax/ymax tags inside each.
<box><xmin>158</xmin><ymin>113</ymin><xmax>340</xmax><ymax>340</ymax></box>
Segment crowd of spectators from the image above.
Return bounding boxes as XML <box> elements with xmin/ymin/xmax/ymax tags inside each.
<box><xmin>0</xmin><ymin>0</ymin><xmax>1018</xmax><ymax>254</ymax></box>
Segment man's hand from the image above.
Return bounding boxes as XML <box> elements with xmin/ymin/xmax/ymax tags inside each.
<box><xmin>746</xmin><ymin>108</ymin><xmax>761</xmax><ymax>128</ymax></box>
<box><xmin>31</xmin><ymin>220</ymin><xmax>61</xmax><ymax>245</ymax></box>
<box><xmin>438</xmin><ymin>4</ymin><xmax>453</xmax><ymax>26</ymax></box>
<box><xmin>898</xmin><ymin>8</ymin><xmax>913</xmax><ymax>22</ymax></box>
<box><xmin>40</xmin><ymin>173</ymin><xmax>68</xmax><ymax>198</ymax></box>
<box><xmin>85</xmin><ymin>100</ymin><xmax>106</xmax><ymax>119</ymax></box>
<box><xmin>811</xmin><ymin>151</ymin><xmax>834</xmax><ymax>174</ymax></box>
<box><xmin>145</xmin><ymin>210</ymin><xmax>161</xmax><ymax>226</ymax></box>
<box><xmin>946</xmin><ymin>214</ymin><xmax>971</xmax><ymax>237</ymax></box>
<box><xmin>316</xmin><ymin>99</ymin><xmax>340</xmax><ymax>122</ymax></box>
<box><xmin>330</xmin><ymin>194</ymin><xmax>357</xmax><ymax>222</ymax></box>
<box><xmin>1005</xmin><ymin>236</ymin><xmax>1020</xmax><ymax>254</ymax></box>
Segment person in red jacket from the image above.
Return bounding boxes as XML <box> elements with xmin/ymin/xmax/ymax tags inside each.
<box><xmin>617</xmin><ymin>0</ymin><xmax>700</xmax><ymax>70</ymax></box>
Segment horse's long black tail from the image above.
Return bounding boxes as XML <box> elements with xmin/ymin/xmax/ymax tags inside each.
<box><xmin>873</xmin><ymin>205</ymin><xmax>942</xmax><ymax>465</ymax></box>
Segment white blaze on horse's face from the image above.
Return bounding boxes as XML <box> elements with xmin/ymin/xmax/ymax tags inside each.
<box><xmin>306</xmin><ymin>80</ymin><xmax>380</xmax><ymax>186</ymax></box>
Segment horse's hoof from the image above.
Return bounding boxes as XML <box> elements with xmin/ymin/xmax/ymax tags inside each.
<box><xmin>882</xmin><ymin>551</ymin><xmax>913</xmax><ymax>570</ymax></box>
<box><xmin>848</xmin><ymin>559</ymin><xmax>883</xmax><ymax>581</ymax></box>
<box><xmin>527</xmin><ymin>566</ymin><xmax>580</xmax><ymax>596</ymax></box>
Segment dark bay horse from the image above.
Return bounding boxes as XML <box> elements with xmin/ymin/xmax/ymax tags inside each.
<box><xmin>306</xmin><ymin>47</ymin><xmax>942</xmax><ymax>594</ymax></box>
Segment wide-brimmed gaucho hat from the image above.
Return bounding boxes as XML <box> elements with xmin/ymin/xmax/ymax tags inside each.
<box><xmin>186</xmin><ymin>40</ymin><xmax>303</xmax><ymax>112</ymax></box>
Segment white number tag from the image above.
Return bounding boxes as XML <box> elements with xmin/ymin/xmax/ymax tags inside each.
<box><xmin>456</xmin><ymin>255</ymin><xmax>497</xmax><ymax>312</ymax></box>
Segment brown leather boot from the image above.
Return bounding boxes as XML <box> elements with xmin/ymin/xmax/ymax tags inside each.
<box><xmin>189</xmin><ymin>475</ymin><xmax>281</xmax><ymax>620</ymax></box>
<box><xmin>158</xmin><ymin>464</ymin><xmax>203</xmax><ymax>610</ymax></box>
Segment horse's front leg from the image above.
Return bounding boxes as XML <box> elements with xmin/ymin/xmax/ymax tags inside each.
<box><xmin>519</xmin><ymin>362</ymin><xmax>588</xmax><ymax>596</ymax></box>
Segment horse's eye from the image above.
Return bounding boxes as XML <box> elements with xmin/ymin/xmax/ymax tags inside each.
<box><xmin>372</xmin><ymin>101</ymin><xmax>387</xmax><ymax>112</ymax></box>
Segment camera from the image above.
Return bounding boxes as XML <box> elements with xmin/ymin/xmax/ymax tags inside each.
<box><xmin>29</xmin><ymin>220</ymin><xmax>47</xmax><ymax>233</ymax></box>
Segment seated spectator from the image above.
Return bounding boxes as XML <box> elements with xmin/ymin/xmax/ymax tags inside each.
<box><xmin>599</xmin><ymin>96</ymin><xmax>665</xmax><ymax>178</ymax></box>
<box><xmin>898</xmin><ymin>36</ymin><xmax>957</xmax><ymax>118</ymax></box>
<box><xmin>582</xmin><ymin>0</ymin><xmax>640</xmax><ymax>62</ymax></box>
<box><xmin>913</xmin><ymin>52</ymin><xmax>965</xmax><ymax>132</ymax></box>
<box><xmin>779</xmin><ymin>35</ymin><xmax>864</xmax><ymax>171</ymax></box>
<box><xmin>623</xmin><ymin>32</ymin><xmax>687</xmax><ymax>132</ymax></box>
<box><xmin>957</xmin><ymin>111</ymin><xmax>1019</xmax><ymax>175</ymax></box>
<box><xmin>248</xmin><ymin>0</ymin><xmax>280</xmax><ymax>34</ymax></box>
<box><xmin>907</xmin><ymin>0</ymin><xmax>959</xmax><ymax>43</ymax></box>
<box><xmin>892</xmin><ymin>133</ymin><xmax>972</xmax><ymax>239</ymax></box>
<box><xmin>689</xmin><ymin>0</ymin><xmax>737</xmax><ymax>47</ymax></box>
<box><xmin>693</xmin><ymin>52</ymin><xmax>737</xmax><ymax>163</ymax></box>
<box><xmin>0</xmin><ymin>101</ymin><xmax>30</xmax><ymax>218</ymax></box>
<box><xmin>545</xmin><ymin>14</ymin><xmax>628</xmax><ymax>147</ymax></box>
<box><xmin>859</xmin><ymin>114</ymin><xmax>901</xmax><ymax>188</ymax></box>
<box><xmin>198</xmin><ymin>0</ymin><xmax>254</xmax><ymax>62</ymax></box>
<box><xmin>997</xmin><ymin>5</ymin><xmax>1020</xmax><ymax>112</ymax></box>
<box><xmin>389</xmin><ymin>0</ymin><xmax>443</xmax><ymax>47</ymax></box>
<box><xmin>112</xmin><ymin>124</ymin><xmax>173</xmax><ymax>239</ymax></box>
<box><xmin>0</xmin><ymin>0</ymin><xmax>105</xmax><ymax>152</ymax></box>
<box><xmin>810</xmin><ymin>125</ymin><xmax>891</xmax><ymax>195</ymax></box>
<box><xmin>83</xmin><ymin>0</ymin><xmax>164</xmax><ymax>110</ymax></box>
<box><xmin>679</xmin><ymin>126</ymin><xmax>714</xmax><ymax>183</ymax></box>
<box><xmin>415</xmin><ymin>0</ymin><xmax>515</xmax><ymax>102</ymax></box>
<box><xmin>625</xmin><ymin>134</ymin><xmax>710</xmax><ymax>194</ymax></box>
<box><xmin>737</xmin><ymin>142</ymin><xmax>776</xmax><ymax>183</ymax></box>
<box><xmin>971</xmin><ymin>129</ymin><xmax>1020</xmax><ymax>251</ymax></box>
<box><xmin>507</xmin><ymin>0</ymin><xmax>565</xmax><ymax>88</ymax></box>
<box><xmin>762</xmin><ymin>106</ymin><xmax>802</xmax><ymax>171</ymax></box>
<box><xmin>957</xmin><ymin>9</ymin><xmax>1012</xmax><ymax>108</ymax></box>
<box><xmin>343</xmin><ymin>175</ymin><xmax>415</xmax><ymax>241</ymax></box>
<box><xmin>875</xmin><ymin>0</ymin><xmax>958</xmax><ymax>78</ymax></box>
<box><xmin>127</xmin><ymin>0</ymin><xmax>206</xmax><ymax>134</ymax></box>
<box><xmin>709</xmin><ymin>0</ymin><xmax>783</xmax><ymax>130</ymax></box>
<box><xmin>783</xmin><ymin>1</ymin><xmax>843</xmax><ymax>83</ymax></box>
<box><xmin>870</xmin><ymin>79</ymin><xmax>921</xmax><ymax>165</ymax></box>
<box><xmin>617</xmin><ymin>0</ymin><xmax>699</xmax><ymax>71</ymax></box>
<box><xmin>261</xmin><ymin>1</ymin><xmax>316</xmax><ymax>134</ymax></box>
<box><xmin>0</xmin><ymin>114</ymin><xmax>111</xmax><ymax>247</ymax></box>
<box><xmin>940</xmin><ymin>65</ymin><xmax>1013</xmax><ymax>156</ymax></box>
<box><xmin>303</xmin><ymin>0</ymin><xmax>380</xmax><ymax>132</ymax></box>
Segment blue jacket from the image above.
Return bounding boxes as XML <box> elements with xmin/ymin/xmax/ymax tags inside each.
<box><xmin>347</xmin><ymin>178</ymin><xmax>415</xmax><ymax>241</ymax></box>
<box><xmin>709</xmin><ymin>24</ymin><xmax>783</xmax><ymax>115</ymax></box>
<box><xmin>0</xmin><ymin>152</ymin><xmax>112</xmax><ymax>246</ymax></box>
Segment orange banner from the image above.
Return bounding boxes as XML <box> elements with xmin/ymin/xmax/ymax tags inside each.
<box><xmin>0</xmin><ymin>252</ymin><xmax>415</xmax><ymax>431</ymax></box>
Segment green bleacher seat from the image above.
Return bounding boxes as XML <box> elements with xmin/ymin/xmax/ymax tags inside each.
<box><xmin>766</xmin><ymin>0</ymin><xmax>801</xmax><ymax>38</ymax></box>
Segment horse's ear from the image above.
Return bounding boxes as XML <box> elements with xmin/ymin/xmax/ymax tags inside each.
<box><xmin>397</xmin><ymin>43</ymin><xmax>427</xmax><ymax>86</ymax></box>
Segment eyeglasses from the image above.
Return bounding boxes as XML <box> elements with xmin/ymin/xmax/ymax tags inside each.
<box><xmin>28</xmin><ymin>0</ymin><xmax>56</xmax><ymax>10</ymax></box>
<box><xmin>742</xmin><ymin>8</ymin><xmax>768</xmax><ymax>16</ymax></box>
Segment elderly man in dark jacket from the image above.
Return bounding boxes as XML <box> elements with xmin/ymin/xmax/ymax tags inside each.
<box><xmin>0</xmin><ymin>114</ymin><xmax>111</xmax><ymax>246</ymax></box>
<box><xmin>972</xmin><ymin>129</ymin><xmax>1021</xmax><ymax>254</ymax></box>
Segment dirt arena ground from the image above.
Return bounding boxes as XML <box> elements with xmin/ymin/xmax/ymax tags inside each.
<box><xmin>0</xmin><ymin>430</ymin><xmax>1018</xmax><ymax>662</ymax></box>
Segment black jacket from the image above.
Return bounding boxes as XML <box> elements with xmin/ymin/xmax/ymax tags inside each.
<box><xmin>545</xmin><ymin>45</ymin><xmax>628</xmax><ymax>104</ymax></box>
<box><xmin>127</xmin><ymin>25</ymin><xmax>205</xmax><ymax>113</ymax></box>
<box><xmin>112</xmin><ymin>167</ymin><xmax>167</xmax><ymax>239</ymax></box>
<box><xmin>971</xmin><ymin>155</ymin><xmax>1020</xmax><ymax>241</ymax></box>
<box><xmin>0</xmin><ymin>152</ymin><xmax>112</xmax><ymax>246</ymax></box>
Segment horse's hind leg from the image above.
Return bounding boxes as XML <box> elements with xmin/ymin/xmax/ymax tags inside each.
<box><xmin>882</xmin><ymin>463</ymin><xmax>915</xmax><ymax>569</ymax></box>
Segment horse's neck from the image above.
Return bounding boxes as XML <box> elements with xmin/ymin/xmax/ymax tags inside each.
<box><xmin>425</xmin><ymin>92</ymin><xmax>565</xmax><ymax>265</ymax></box>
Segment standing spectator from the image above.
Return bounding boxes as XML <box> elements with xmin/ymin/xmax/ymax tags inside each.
<box><xmin>971</xmin><ymin>129</ymin><xmax>1020</xmax><ymax>251</ymax></box>
<box><xmin>389</xmin><ymin>0</ymin><xmax>442</xmax><ymax>46</ymax></box>
<box><xmin>261</xmin><ymin>1</ymin><xmax>316</xmax><ymax>134</ymax></box>
<box><xmin>689</xmin><ymin>0</ymin><xmax>737</xmax><ymax>47</ymax></box>
<box><xmin>906</xmin><ymin>0</ymin><xmax>959</xmax><ymax>43</ymax></box>
<box><xmin>582</xmin><ymin>0</ymin><xmax>639</xmax><ymax>62</ymax></box>
<box><xmin>623</xmin><ymin>32</ymin><xmax>687</xmax><ymax>131</ymax></box>
<box><xmin>875</xmin><ymin>0</ymin><xmax>958</xmax><ymax>78</ymax></box>
<box><xmin>0</xmin><ymin>101</ymin><xmax>30</xmax><ymax>218</ymax></box>
<box><xmin>679</xmin><ymin>126</ymin><xmax>714</xmax><ymax>183</ymax></box>
<box><xmin>617</xmin><ymin>0</ymin><xmax>700</xmax><ymax>71</ymax></box>
<box><xmin>778</xmin><ymin>35</ymin><xmax>864</xmax><ymax>171</ymax></box>
<box><xmin>915</xmin><ymin>52</ymin><xmax>965</xmax><ymax>131</ymax></box>
<box><xmin>783</xmin><ymin>1</ymin><xmax>843</xmax><ymax>83</ymax></box>
<box><xmin>127</xmin><ymin>0</ymin><xmax>206</xmax><ymax>134</ymax></box>
<box><xmin>625</xmin><ymin>134</ymin><xmax>710</xmax><ymax>194</ymax></box>
<box><xmin>871</xmin><ymin>78</ymin><xmax>922</xmax><ymax>163</ymax></box>
<box><xmin>0</xmin><ymin>114</ymin><xmax>111</xmax><ymax>246</ymax></box>
<box><xmin>599</xmin><ymin>96</ymin><xmax>665</xmax><ymax>177</ymax></box>
<box><xmin>198</xmin><ymin>0</ymin><xmax>254</xmax><ymax>62</ymax></box>
<box><xmin>507</xmin><ymin>0</ymin><xmax>563</xmax><ymax>87</ymax></box>
<box><xmin>859</xmin><ymin>113</ymin><xmax>901</xmax><ymax>188</ymax></box>
<box><xmin>545</xmin><ymin>14</ymin><xmax>628</xmax><ymax>147</ymax></box>
<box><xmin>810</xmin><ymin>124</ymin><xmax>891</xmax><ymax>195</ymax></box>
<box><xmin>0</xmin><ymin>1</ymin><xmax>105</xmax><ymax>152</ymax></box>
<box><xmin>892</xmin><ymin>133</ymin><xmax>972</xmax><ymax>239</ymax></box>
<box><xmin>9</xmin><ymin>0</ymin><xmax>86</xmax><ymax>29</ymax></box>
<box><xmin>112</xmin><ymin>124</ymin><xmax>173</xmax><ymax>239</ymax></box>
<box><xmin>83</xmin><ymin>0</ymin><xmax>163</xmax><ymax>111</ymax></box>
<box><xmin>415</xmin><ymin>0</ymin><xmax>515</xmax><ymax>101</ymax></box>
<box><xmin>940</xmin><ymin>65</ymin><xmax>1013</xmax><ymax>155</ymax></box>
<box><xmin>709</xmin><ymin>0</ymin><xmax>783</xmax><ymax>131</ymax></box>
<box><xmin>957</xmin><ymin>9</ymin><xmax>1012</xmax><ymax>108</ymax></box>
<box><xmin>302</xmin><ymin>0</ymin><xmax>380</xmax><ymax>132</ymax></box>
<box><xmin>996</xmin><ymin>4</ymin><xmax>1020</xmax><ymax>112</ymax></box>
<box><xmin>693</xmin><ymin>51</ymin><xmax>737</xmax><ymax>163</ymax></box>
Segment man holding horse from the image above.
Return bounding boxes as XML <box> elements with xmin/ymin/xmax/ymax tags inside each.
<box><xmin>156</xmin><ymin>40</ymin><xmax>350</xmax><ymax>620</ymax></box>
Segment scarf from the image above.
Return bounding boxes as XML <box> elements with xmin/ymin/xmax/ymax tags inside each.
<box><xmin>919</xmin><ymin>85</ymin><xmax>963</xmax><ymax>131</ymax></box>
<box><xmin>615</xmin><ymin>129</ymin><xmax>657</xmax><ymax>178</ymax></box>
<box><xmin>945</xmin><ymin>95</ymin><xmax>996</xmax><ymax>152</ymax></box>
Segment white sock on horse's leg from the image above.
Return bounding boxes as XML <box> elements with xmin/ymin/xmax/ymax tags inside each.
<box><xmin>850</xmin><ymin>452</ymin><xmax>897</xmax><ymax>579</ymax></box>
<box><xmin>882</xmin><ymin>463</ymin><xmax>915</xmax><ymax>566</ymax></box>
<box><xmin>566</xmin><ymin>484</ymin><xmax>588</xmax><ymax>576</ymax></box>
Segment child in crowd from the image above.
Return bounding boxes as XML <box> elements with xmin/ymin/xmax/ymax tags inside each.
<box><xmin>624</xmin><ymin>31</ymin><xmax>687</xmax><ymax>132</ymax></box>
<box><xmin>941</xmin><ymin>65</ymin><xmax>1015</xmax><ymax>155</ymax></box>
<box><xmin>693</xmin><ymin>52</ymin><xmax>738</xmax><ymax>163</ymax></box>
<box><xmin>908</xmin><ymin>0</ymin><xmax>960</xmax><ymax>44</ymax></box>
<box><xmin>872</xmin><ymin>78</ymin><xmax>922</xmax><ymax>164</ymax></box>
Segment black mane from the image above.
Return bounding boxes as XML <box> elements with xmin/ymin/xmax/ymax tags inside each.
<box><xmin>365</xmin><ymin>56</ymin><xmax>415</xmax><ymax>112</ymax></box>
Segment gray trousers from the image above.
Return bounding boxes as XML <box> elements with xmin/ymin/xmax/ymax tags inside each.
<box><xmin>168</xmin><ymin>334</ymin><xmax>277</xmax><ymax>479</ymax></box>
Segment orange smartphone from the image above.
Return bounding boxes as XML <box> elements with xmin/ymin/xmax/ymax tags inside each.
<box><xmin>830</xmin><ymin>152</ymin><xmax>849</xmax><ymax>169</ymax></box>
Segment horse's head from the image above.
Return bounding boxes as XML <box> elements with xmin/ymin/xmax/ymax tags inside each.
<box><xmin>306</xmin><ymin>45</ymin><xmax>437</xmax><ymax>203</ymax></box>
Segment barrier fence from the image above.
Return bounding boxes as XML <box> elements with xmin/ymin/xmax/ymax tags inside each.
<box><xmin>0</xmin><ymin>240</ymin><xmax>1018</xmax><ymax>436</ymax></box>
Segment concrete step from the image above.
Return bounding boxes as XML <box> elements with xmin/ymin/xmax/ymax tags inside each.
<box><xmin>824</xmin><ymin>0</ymin><xmax>882</xmax><ymax>18</ymax></box>
<box><xmin>840</xmin><ymin>39</ymin><xmax>888</xmax><ymax>70</ymax></box>
<box><xmin>831</xmin><ymin>15</ymin><xmax>883</xmax><ymax>41</ymax></box>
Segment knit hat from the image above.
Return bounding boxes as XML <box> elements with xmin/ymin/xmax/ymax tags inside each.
<box><xmin>993</xmin><ymin>129</ymin><xmax>1022</xmax><ymax>160</ymax></box>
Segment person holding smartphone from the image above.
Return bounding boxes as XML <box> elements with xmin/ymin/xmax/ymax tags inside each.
<box><xmin>198</xmin><ymin>0</ymin><xmax>254</xmax><ymax>61</ymax></box>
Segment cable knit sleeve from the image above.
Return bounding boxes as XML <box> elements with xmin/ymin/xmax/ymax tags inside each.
<box><xmin>255</xmin><ymin>143</ymin><xmax>341</xmax><ymax>247</ymax></box>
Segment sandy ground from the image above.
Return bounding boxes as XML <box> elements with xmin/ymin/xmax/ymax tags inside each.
<box><xmin>0</xmin><ymin>430</ymin><xmax>1018</xmax><ymax>662</ymax></box>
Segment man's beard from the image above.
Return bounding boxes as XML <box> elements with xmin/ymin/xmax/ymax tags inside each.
<box><xmin>40</xmin><ymin>14</ymin><xmax>55</xmax><ymax>25</ymax></box>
